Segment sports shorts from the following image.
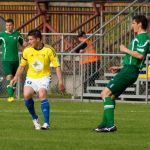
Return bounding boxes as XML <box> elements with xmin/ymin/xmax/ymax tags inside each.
<box><xmin>106</xmin><ymin>65</ymin><xmax>139</xmax><ymax>97</ymax></box>
<box><xmin>2</xmin><ymin>61</ymin><xmax>19</xmax><ymax>76</ymax></box>
<box><xmin>24</xmin><ymin>76</ymin><xmax>52</xmax><ymax>92</ymax></box>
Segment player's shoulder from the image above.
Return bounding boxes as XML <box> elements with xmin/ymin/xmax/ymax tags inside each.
<box><xmin>137</xmin><ymin>33</ymin><xmax>149</xmax><ymax>44</ymax></box>
<box><xmin>13</xmin><ymin>31</ymin><xmax>22</xmax><ymax>36</ymax></box>
<box><xmin>137</xmin><ymin>32</ymin><xmax>149</xmax><ymax>39</ymax></box>
<box><xmin>0</xmin><ymin>31</ymin><xmax>6</xmax><ymax>37</ymax></box>
<box><xmin>44</xmin><ymin>44</ymin><xmax>55</xmax><ymax>49</ymax></box>
<box><xmin>24</xmin><ymin>46</ymin><xmax>32</xmax><ymax>52</ymax></box>
<box><xmin>43</xmin><ymin>44</ymin><xmax>56</xmax><ymax>53</ymax></box>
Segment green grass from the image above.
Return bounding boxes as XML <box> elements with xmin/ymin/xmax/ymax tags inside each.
<box><xmin>0</xmin><ymin>100</ymin><xmax>150</xmax><ymax>150</ymax></box>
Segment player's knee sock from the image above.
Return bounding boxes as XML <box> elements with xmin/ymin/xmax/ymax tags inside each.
<box><xmin>12</xmin><ymin>83</ymin><xmax>16</xmax><ymax>92</ymax></box>
<box><xmin>114</xmin><ymin>100</ymin><xmax>116</xmax><ymax>109</ymax></box>
<box><xmin>103</xmin><ymin>97</ymin><xmax>115</xmax><ymax>127</ymax></box>
<box><xmin>98</xmin><ymin>98</ymin><xmax>108</xmax><ymax>128</ymax></box>
<box><xmin>6</xmin><ymin>80</ymin><xmax>14</xmax><ymax>97</ymax></box>
<box><xmin>25</xmin><ymin>98</ymin><xmax>38</xmax><ymax>120</ymax></box>
<box><xmin>98</xmin><ymin>110</ymin><xmax>107</xmax><ymax>128</ymax></box>
<box><xmin>41</xmin><ymin>99</ymin><xmax>50</xmax><ymax>125</ymax></box>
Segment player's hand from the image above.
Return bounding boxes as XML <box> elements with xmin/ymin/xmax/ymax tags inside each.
<box><xmin>58</xmin><ymin>83</ymin><xmax>65</xmax><ymax>93</ymax></box>
<box><xmin>120</xmin><ymin>44</ymin><xmax>127</xmax><ymax>53</ymax></box>
<box><xmin>23</xmin><ymin>40</ymin><xmax>28</xmax><ymax>47</ymax></box>
<box><xmin>80</xmin><ymin>49</ymin><xmax>85</xmax><ymax>53</ymax></box>
<box><xmin>109</xmin><ymin>66</ymin><xmax>120</xmax><ymax>74</ymax></box>
<box><xmin>23</xmin><ymin>36</ymin><xmax>28</xmax><ymax>47</ymax></box>
<box><xmin>10</xmin><ymin>77</ymin><xmax>18</xmax><ymax>87</ymax></box>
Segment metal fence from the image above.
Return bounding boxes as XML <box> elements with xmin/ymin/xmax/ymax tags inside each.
<box><xmin>0</xmin><ymin>52</ymin><xmax>150</xmax><ymax>103</ymax></box>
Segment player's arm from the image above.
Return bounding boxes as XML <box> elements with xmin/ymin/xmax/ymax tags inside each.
<box><xmin>49</xmin><ymin>47</ymin><xmax>65</xmax><ymax>92</ymax></box>
<box><xmin>0</xmin><ymin>33</ymin><xmax>3</xmax><ymax>45</ymax></box>
<box><xmin>18</xmin><ymin>34</ymin><xmax>28</xmax><ymax>52</ymax></box>
<box><xmin>120</xmin><ymin>44</ymin><xmax>144</xmax><ymax>59</ymax></box>
<box><xmin>109</xmin><ymin>66</ymin><xmax>123</xmax><ymax>74</ymax></box>
<box><xmin>55</xmin><ymin>67</ymin><xmax>65</xmax><ymax>93</ymax></box>
<box><xmin>10</xmin><ymin>49</ymin><xmax>27</xmax><ymax>86</ymax></box>
<box><xmin>10</xmin><ymin>66</ymin><xmax>25</xmax><ymax>87</ymax></box>
<box><xmin>19</xmin><ymin>43</ymin><xmax>28</xmax><ymax>52</ymax></box>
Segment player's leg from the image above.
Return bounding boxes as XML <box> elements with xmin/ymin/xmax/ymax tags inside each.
<box><xmin>95</xmin><ymin>66</ymin><xmax>139</xmax><ymax>132</ymax></box>
<box><xmin>38</xmin><ymin>88</ymin><xmax>50</xmax><ymax>129</ymax></box>
<box><xmin>38</xmin><ymin>76</ymin><xmax>51</xmax><ymax>130</ymax></box>
<box><xmin>10</xmin><ymin>61</ymin><xmax>19</xmax><ymax>98</ymax></box>
<box><xmin>95</xmin><ymin>87</ymin><xmax>116</xmax><ymax>132</ymax></box>
<box><xmin>24</xmin><ymin>86</ymin><xmax>37</xmax><ymax>119</ymax></box>
<box><xmin>24</xmin><ymin>78</ymin><xmax>40</xmax><ymax>130</ymax></box>
<box><xmin>2</xmin><ymin>61</ymin><xmax>15</xmax><ymax>102</ymax></box>
<box><xmin>6</xmin><ymin>75</ymin><xmax>14</xmax><ymax>101</ymax></box>
<box><xmin>101</xmin><ymin>89</ymin><xmax>116</xmax><ymax>128</ymax></box>
<box><xmin>95</xmin><ymin>68</ymin><xmax>125</xmax><ymax>132</ymax></box>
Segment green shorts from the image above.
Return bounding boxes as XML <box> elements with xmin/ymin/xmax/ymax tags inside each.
<box><xmin>107</xmin><ymin>65</ymin><xmax>139</xmax><ymax>97</ymax></box>
<box><xmin>2</xmin><ymin>61</ymin><xmax>19</xmax><ymax>76</ymax></box>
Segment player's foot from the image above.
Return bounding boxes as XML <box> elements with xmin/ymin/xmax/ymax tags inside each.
<box><xmin>33</xmin><ymin>119</ymin><xmax>41</xmax><ymax>130</ymax></box>
<box><xmin>41</xmin><ymin>123</ymin><xmax>50</xmax><ymax>130</ymax></box>
<box><xmin>95</xmin><ymin>125</ymin><xmax>117</xmax><ymax>132</ymax></box>
<box><xmin>7</xmin><ymin>97</ymin><xmax>15</xmax><ymax>102</ymax></box>
<box><xmin>94</xmin><ymin>126</ymin><xmax>106</xmax><ymax>132</ymax></box>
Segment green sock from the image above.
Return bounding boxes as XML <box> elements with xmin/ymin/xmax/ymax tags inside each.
<box><xmin>98</xmin><ymin>111</ymin><xmax>107</xmax><ymax>128</ymax></box>
<box><xmin>103</xmin><ymin>97</ymin><xmax>115</xmax><ymax>127</ymax></box>
<box><xmin>6</xmin><ymin>80</ymin><xmax>14</xmax><ymax>97</ymax></box>
<box><xmin>13</xmin><ymin>83</ymin><xmax>16</xmax><ymax>91</ymax></box>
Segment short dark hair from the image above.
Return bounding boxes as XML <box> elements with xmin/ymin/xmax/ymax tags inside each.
<box><xmin>28</xmin><ymin>29</ymin><xmax>42</xmax><ymax>40</ymax></box>
<box><xmin>77</xmin><ymin>31</ymin><xmax>86</xmax><ymax>37</ymax></box>
<box><xmin>133</xmin><ymin>15</ymin><xmax>148</xmax><ymax>30</ymax></box>
<box><xmin>5</xmin><ymin>18</ymin><xmax>14</xmax><ymax>25</ymax></box>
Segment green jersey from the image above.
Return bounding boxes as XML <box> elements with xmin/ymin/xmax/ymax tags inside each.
<box><xmin>122</xmin><ymin>32</ymin><xmax>150</xmax><ymax>69</ymax></box>
<box><xmin>0</xmin><ymin>31</ymin><xmax>23</xmax><ymax>61</ymax></box>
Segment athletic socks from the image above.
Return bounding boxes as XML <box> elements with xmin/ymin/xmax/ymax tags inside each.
<box><xmin>25</xmin><ymin>98</ymin><xmax>38</xmax><ymax>120</ymax></box>
<box><xmin>41</xmin><ymin>99</ymin><xmax>50</xmax><ymax>125</ymax></box>
<box><xmin>98</xmin><ymin>111</ymin><xmax>107</xmax><ymax>128</ymax></box>
<box><xmin>25</xmin><ymin>98</ymin><xmax>50</xmax><ymax>125</ymax></box>
<box><xmin>99</xmin><ymin>97</ymin><xmax>115</xmax><ymax>127</ymax></box>
<box><xmin>6</xmin><ymin>80</ymin><xmax>16</xmax><ymax>97</ymax></box>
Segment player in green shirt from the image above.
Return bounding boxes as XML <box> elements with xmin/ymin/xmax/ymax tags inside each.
<box><xmin>0</xmin><ymin>19</ymin><xmax>24</xmax><ymax>102</ymax></box>
<box><xmin>94</xmin><ymin>15</ymin><xmax>150</xmax><ymax>132</ymax></box>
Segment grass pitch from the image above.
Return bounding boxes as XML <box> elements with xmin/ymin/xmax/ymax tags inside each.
<box><xmin>0</xmin><ymin>100</ymin><xmax>150</xmax><ymax>150</ymax></box>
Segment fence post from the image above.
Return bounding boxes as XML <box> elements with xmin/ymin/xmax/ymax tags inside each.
<box><xmin>146</xmin><ymin>55</ymin><xmax>148</xmax><ymax>104</ymax></box>
<box><xmin>61</xmin><ymin>34</ymin><xmax>64</xmax><ymax>70</ymax></box>
<box><xmin>81</xmin><ymin>54</ymin><xmax>83</xmax><ymax>102</ymax></box>
<box><xmin>72</xmin><ymin>55</ymin><xmax>75</xmax><ymax>100</ymax></box>
<box><xmin>17</xmin><ymin>52</ymin><xmax>21</xmax><ymax>100</ymax></box>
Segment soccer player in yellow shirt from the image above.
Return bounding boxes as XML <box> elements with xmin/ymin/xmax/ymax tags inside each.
<box><xmin>10</xmin><ymin>29</ymin><xmax>65</xmax><ymax>130</ymax></box>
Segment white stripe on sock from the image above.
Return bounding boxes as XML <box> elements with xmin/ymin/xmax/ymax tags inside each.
<box><xmin>104</xmin><ymin>105</ymin><xmax>114</xmax><ymax>109</ymax></box>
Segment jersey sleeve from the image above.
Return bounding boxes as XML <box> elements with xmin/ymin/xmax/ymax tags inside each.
<box><xmin>135</xmin><ymin>38</ymin><xmax>150</xmax><ymax>55</ymax></box>
<box><xmin>49</xmin><ymin>47</ymin><xmax>60</xmax><ymax>67</ymax></box>
<box><xmin>18</xmin><ymin>32</ymin><xmax>24</xmax><ymax>46</ymax></box>
<box><xmin>0</xmin><ymin>33</ymin><xmax>3</xmax><ymax>45</ymax></box>
<box><xmin>20</xmin><ymin>49</ymin><xmax>28</xmax><ymax>66</ymax></box>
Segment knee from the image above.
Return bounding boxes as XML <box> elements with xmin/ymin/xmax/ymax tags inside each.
<box><xmin>100</xmin><ymin>91</ymin><xmax>107</xmax><ymax>99</ymax></box>
<box><xmin>100</xmin><ymin>88</ymin><xmax>112</xmax><ymax>99</ymax></box>
<box><xmin>39</xmin><ymin>94</ymin><xmax>44</xmax><ymax>100</ymax></box>
<box><xmin>38</xmin><ymin>90</ymin><xmax>47</xmax><ymax>100</ymax></box>
<box><xmin>6</xmin><ymin>75</ymin><xmax>13</xmax><ymax>80</ymax></box>
<box><xmin>24</xmin><ymin>93</ymin><xmax>32</xmax><ymax>100</ymax></box>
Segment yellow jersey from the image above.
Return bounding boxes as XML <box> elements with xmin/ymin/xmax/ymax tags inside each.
<box><xmin>20</xmin><ymin>44</ymin><xmax>60</xmax><ymax>78</ymax></box>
